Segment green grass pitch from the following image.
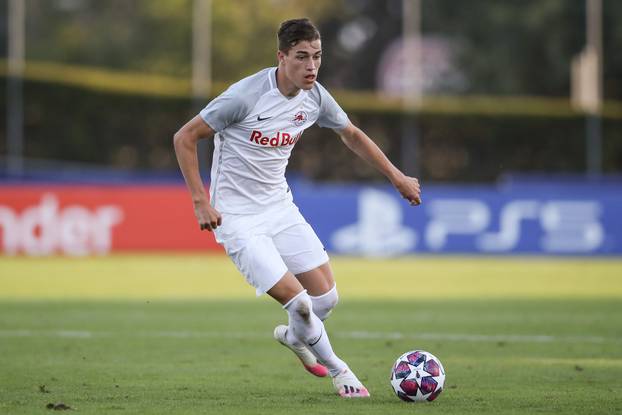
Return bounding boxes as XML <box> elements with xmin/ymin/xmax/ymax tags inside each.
<box><xmin>0</xmin><ymin>255</ymin><xmax>621</xmax><ymax>414</ymax></box>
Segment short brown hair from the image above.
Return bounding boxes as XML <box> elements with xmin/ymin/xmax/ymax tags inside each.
<box><xmin>277</xmin><ymin>18</ymin><xmax>320</xmax><ymax>52</ymax></box>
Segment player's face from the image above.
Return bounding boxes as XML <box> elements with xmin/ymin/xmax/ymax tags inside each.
<box><xmin>279</xmin><ymin>40</ymin><xmax>322</xmax><ymax>92</ymax></box>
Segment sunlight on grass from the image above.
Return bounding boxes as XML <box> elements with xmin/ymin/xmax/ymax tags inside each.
<box><xmin>0</xmin><ymin>254</ymin><xmax>621</xmax><ymax>300</ymax></box>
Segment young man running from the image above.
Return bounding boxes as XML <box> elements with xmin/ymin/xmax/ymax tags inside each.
<box><xmin>174</xmin><ymin>18</ymin><xmax>421</xmax><ymax>398</ymax></box>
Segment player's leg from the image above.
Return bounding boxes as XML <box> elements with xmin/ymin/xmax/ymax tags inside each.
<box><xmin>296</xmin><ymin>262</ymin><xmax>339</xmax><ymax>321</ymax></box>
<box><xmin>271</xmin><ymin>208</ymin><xmax>369</xmax><ymax>397</ymax></box>
<box><xmin>292</xmin><ymin>263</ymin><xmax>369</xmax><ymax>397</ymax></box>
<box><xmin>217</xmin><ymin>212</ymin><xmax>332</xmax><ymax>378</ymax></box>
<box><xmin>271</xmin><ymin>209</ymin><xmax>339</xmax><ymax>322</ymax></box>
<box><xmin>268</xmin><ymin>273</ymin><xmax>346</xmax><ymax>375</ymax></box>
<box><xmin>268</xmin><ymin>273</ymin><xmax>369</xmax><ymax>397</ymax></box>
<box><xmin>221</xmin><ymin>231</ymin><xmax>331</xmax><ymax>378</ymax></box>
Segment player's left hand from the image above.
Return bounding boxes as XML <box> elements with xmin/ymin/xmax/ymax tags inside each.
<box><xmin>392</xmin><ymin>174</ymin><xmax>421</xmax><ymax>206</ymax></box>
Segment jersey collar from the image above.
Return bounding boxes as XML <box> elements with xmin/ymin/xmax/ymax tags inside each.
<box><xmin>269</xmin><ymin>67</ymin><xmax>278</xmax><ymax>90</ymax></box>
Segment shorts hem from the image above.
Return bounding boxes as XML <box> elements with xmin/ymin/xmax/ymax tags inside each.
<box><xmin>291</xmin><ymin>253</ymin><xmax>330</xmax><ymax>276</ymax></box>
<box><xmin>254</xmin><ymin>264</ymin><xmax>289</xmax><ymax>297</ymax></box>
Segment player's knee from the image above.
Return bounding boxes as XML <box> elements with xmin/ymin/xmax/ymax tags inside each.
<box><xmin>311</xmin><ymin>285</ymin><xmax>339</xmax><ymax>321</ymax></box>
<box><xmin>284</xmin><ymin>292</ymin><xmax>322</xmax><ymax>343</ymax></box>
<box><xmin>284</xmin><ymin>291</ymin><xmax>314</xmax><ymax>323</ymax></box>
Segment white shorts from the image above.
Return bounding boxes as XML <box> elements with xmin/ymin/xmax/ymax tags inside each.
<box><xmin>214</xmin><ymin>201</ymin><xmax>329</xmax><ymax>296</ymax></box>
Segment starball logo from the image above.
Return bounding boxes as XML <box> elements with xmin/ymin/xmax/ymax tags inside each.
<box><xmin>249</xmin><ymin>130</ymin><xmax>302</xmax><ymax>147</ymax></box>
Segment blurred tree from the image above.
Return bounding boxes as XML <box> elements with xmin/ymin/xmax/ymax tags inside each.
<box><xmin>24</xmin><ymin>0</ymin><xmax>193</xmax><ymax>76</ymax></box>
<box><xmin>210</xmin><ymin>0</ymin><xmax>340</xmax><ymax>81</ymax></box>
<box><xmin>317</xmin><ymin>0</ymin><xmax>621</xmax><ymax>99</ymax></box>
<box><xmin>603</xmin><ymin>0</ymin><xmax>622</xmax><ymax>99</ymax></box>
<box><xmin>18</xmin><ymin>0</ymin><xmax>339</xmax><ymax>80</ymax></box>
<box><xmin>423</xmin><ymin>0</ymin><xmax>585</xmax><ymax>96</ymax></box>
<box><xmin>0</xmin><ymin>0</ymin><xmax>620</xmax><ymax>97</ymax></box>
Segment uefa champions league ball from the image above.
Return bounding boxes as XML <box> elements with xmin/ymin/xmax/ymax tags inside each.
<box><xmin>390</xmin><ymin>350</ymin><xmax>445</xmax><ymax>402</ymax></box>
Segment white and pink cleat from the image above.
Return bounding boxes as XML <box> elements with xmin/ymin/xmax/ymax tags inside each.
<box><xmin>274</xmin><ymin>325</ymin><xmax>329</xmax><ymax>377</ymax></box>
<box><xmin>332</xmin><ymin>368</ymin><xmax>370</xmax><ymax>398</ymax></box>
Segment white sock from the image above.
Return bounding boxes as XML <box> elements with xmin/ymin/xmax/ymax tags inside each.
<box><xmin>310</xmin><ymin>284</ymin><xmax>338</xmax><ymax>321</ymax></box>
<box><xmin>286</xmin><ymin>285</ymin><xmax>338</xmax><ymax>349</ymax></box>
<box><xmin>283</xmin><ymin>290</ymin><xmax>348</xmax><ymax>377</ymax></box>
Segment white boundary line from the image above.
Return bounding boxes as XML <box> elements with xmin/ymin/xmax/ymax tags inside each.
<box><xmin>0</xmin><ymin>329</ymin><xmax>619</xmax><ymax>344</ymax></box>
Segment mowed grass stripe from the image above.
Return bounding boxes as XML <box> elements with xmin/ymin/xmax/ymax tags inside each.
<box><xmin>1</xmin><ymin>329</ymin><xmax>620</xmax><ymax>345</ymax></box>
<box><xmin>1</xmin><ymin>255</ymin><xmax>621</xmax><ymax>300</ymax></box>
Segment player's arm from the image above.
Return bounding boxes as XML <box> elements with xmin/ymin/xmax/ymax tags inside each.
<box><xmin>173</xmin><ymin>115</ymin><xmax>222</xmax><ymax>231</ymax></box>
<box><xmin>337</xmin><ymin>122</ymin><xmax>421</xmax><ymax>206</ymax></box>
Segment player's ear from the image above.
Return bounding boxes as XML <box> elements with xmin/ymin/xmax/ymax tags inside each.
<box><xmin>277</xmin><ymin>49</ymin><xmax>286</xmax><ymax>64</ymax></box>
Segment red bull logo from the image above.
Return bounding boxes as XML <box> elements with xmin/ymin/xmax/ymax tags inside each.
<box><xmin>249</xmin><ymin>130</ymin><xmax>302</xmax><ymax>147</ymax></box>
<box><xmin>292</xmin><ymin>111</ymin><xmax>308</xmax><ymax>126</ymax></box>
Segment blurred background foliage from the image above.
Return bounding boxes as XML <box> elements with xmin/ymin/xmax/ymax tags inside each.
<box><xmin>18</xmin><ymin>0</ymin><xmax>340</xmax><ymax>81</ymax></box>
<box><xmin>1</xmin><ymin>0</ymin><xmax>621</xmax><ymax>182</ymax></box>
<box><xmin>12</xmin><ymin>0</ymin><xmax>622</xmax><ymax>97</ymax></box>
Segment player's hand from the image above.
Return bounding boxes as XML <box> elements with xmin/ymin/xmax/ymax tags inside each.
<box><xmin>392</xmin><ymin>174</ymin><xmax>421</xmax><ymax>206</ymax></box>
<box><xmin>193</xmin><ymin>197</ymin><xmax>222</xmax><ymax>232</ymax></box>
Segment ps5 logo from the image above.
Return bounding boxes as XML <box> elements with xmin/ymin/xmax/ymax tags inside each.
<box><xmin>426</xmin><ymin>199</ymin><xmax>604</xmax><ymax>253</ymax></box>
<box><xmin>331</xmin><ymin>189</ymin><xmax>416</xmax><ymax>257</ymax></box>
<box><xmin>331</xmin><ymin>190</ymin><xmax>605</xmax><ymax>256</ymax></box>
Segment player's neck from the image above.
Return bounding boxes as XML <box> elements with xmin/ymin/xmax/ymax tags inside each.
<box><xmin>275</xmin><ymin>67</ymin><xmax>301</xmax><ymax>98</ymax></box>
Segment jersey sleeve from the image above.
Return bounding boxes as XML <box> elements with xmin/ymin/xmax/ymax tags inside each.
<box><xmin>315</xmin><ymin>83</ymin><xmax>349</xmax><ymax>130</ymax></box>
<box><xmin>199</xmin><ymin>85</ymin><xmax>252</xmax><ymax>132</ymax></box>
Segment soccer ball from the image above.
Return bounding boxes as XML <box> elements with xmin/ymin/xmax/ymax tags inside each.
<box><xmin>389</xmin><ymin>350</ymin><xmax>445</xmax><ymax>402</ymax></box>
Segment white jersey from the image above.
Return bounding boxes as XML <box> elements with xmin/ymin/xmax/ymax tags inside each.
<box><xmin>200</xmin><ymin>67</ymin><xmax>349</xmax><ymax>214</ymax></box>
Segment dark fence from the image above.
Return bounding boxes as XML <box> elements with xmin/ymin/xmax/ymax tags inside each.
<box><xmin>1</xmin><ymin>79</ymin><xmax>621</xmax><ymax>183</ymax></box>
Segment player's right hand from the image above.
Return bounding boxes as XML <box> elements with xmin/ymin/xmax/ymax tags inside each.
<box><xmin>193</xmin><ymin>198</ymin><xmax>222</xmax><ymax>232</ymax></box>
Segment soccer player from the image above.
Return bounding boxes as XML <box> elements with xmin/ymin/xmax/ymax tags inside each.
<box><xmin>174</xmin><ymin>18</ymin><xmax>421</xmax><ymax>398</ymax></box>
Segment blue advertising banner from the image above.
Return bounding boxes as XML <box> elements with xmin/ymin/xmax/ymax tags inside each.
<box><xmin>292</xmin><ymin>181</ymin><xmax>622</xmax><ymax>256</ymax></box>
